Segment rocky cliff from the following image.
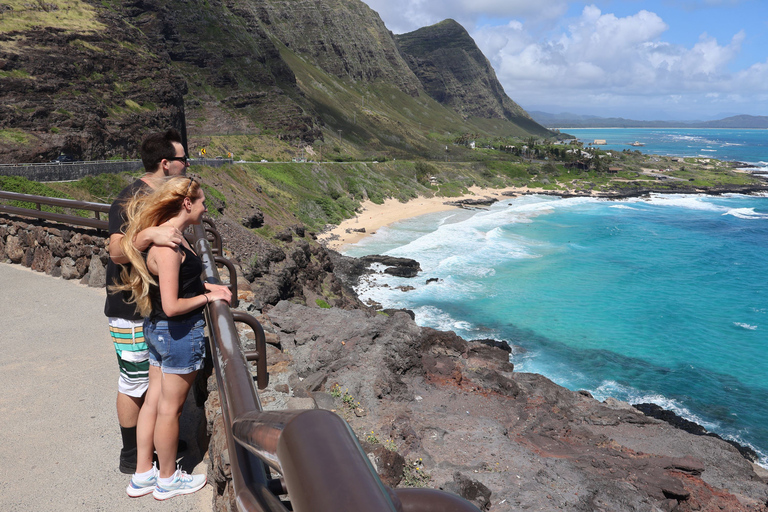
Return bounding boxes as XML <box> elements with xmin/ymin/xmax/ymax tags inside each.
<box><xmin>259</xmin><ymin>0</ymin><xmax>422</xmax><ymax>97</ymax></box>
<box><xmin>0</xmin><ymin>0</ymin><xmax>553</xmax><ymax>164</ymax></box>
<box><xmin>396</xmin><ymin>19</ymin><xmax>551</xmax><ymax>137</ymax></box>
<box><xmin>0</xmin><ymin>1</ymin><xmax>188</xmax><ymax>163</ymax></box>
<box><xmin>242</xmin><ymin>300</ymin><xmax>768</xmax><ymax>512</ymax></box>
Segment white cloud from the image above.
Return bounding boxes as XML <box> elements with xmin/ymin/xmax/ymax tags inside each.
<box><xmin>360</xmin><ymin>0</ymin><xmax>767</xmax><ymax>118</ymax></box>
<box><xmin>471</xmin><ymin>5</ymin><xmax>760</xmax><ymax>117</ymax></box>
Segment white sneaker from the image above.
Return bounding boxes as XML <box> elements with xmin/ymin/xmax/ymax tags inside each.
<box><xmin>126</xmin><ymin>464</ymin><xmax>157</xmax><ymax>498</ymax></box>
<box><xmin>152</xmin><ymin>467</ymin><xmax>207</xmax><ymax>500</ymax></box>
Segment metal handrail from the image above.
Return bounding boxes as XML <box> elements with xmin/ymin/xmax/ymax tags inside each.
<box><xmin>233</xmin><ymin>410</ymin><xmax>399</xmax><ymax>512</ymax></box>
<box><xmin>191</xmin><ymin>223</ymin><xmax>283</xmax><ymax>512</ymax></box>
<box><xmin>214</xmin><ymin>255</ymin><xmax>239</xmax><ymax>308</ymax></box>
<box><xmin>0</xmin><ymin>190</ymin><xmax>110</xmax><ymax>230</ymax></box>
<box><xmin>0</xmin><ymin>159</ymin><xmax>141</xmax><ymax>167</ymax></box>
<box><xmin>232</xmin><ymin>310</ymin><xmax>268</xmax><ymax>390</ymax></box>
<box><xmin>232</xmin><ymin>410</ymin><xmax>482</xmax><ymax>512</ymax></box>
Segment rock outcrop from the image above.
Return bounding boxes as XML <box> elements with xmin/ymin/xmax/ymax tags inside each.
<box><xmin>250</xmin><ymin>301</ymin><xmax>768</xmax><ymax>512</ymax></box>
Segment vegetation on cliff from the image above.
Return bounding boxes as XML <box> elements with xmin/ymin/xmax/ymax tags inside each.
<box><xmin>0</xmin><ymin>0</ymin><xmax>557</xmax><ymax>164</ymax></box>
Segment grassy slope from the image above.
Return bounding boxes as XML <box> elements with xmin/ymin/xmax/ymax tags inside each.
<box><xmin>6</xmin><ymin>145</ymin><xmax>758</xmax><ymax>236</ymax></box>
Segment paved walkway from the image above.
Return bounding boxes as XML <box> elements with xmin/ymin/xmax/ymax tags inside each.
<box><xmin>0</xmin><ymin>263</ymin><xmax>212</xmax><ymax>511</ymax></box>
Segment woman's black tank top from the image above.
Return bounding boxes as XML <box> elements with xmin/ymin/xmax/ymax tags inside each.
<box><xmin>147</xmin><ymin>243</ymin><xmax>207</xmax><ymax>323</ymax></box>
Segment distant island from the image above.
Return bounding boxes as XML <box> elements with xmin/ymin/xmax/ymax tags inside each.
<box><xmin>530</xmin><ymin>112</ymin><xmax>768</xmax><ymax>129</ymax></box>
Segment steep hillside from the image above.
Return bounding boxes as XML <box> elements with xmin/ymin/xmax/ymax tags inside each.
<box><xmin>396</xmin><ymin>19</ymin><xmax>551</xmax><ymax>137</ymax></box>
<box><xmin>259</xmin><ymin>0</ymin><xmax>421</xmax><ymax>97</ymax></box>
<box><xmin>0</xmin><ymin>0</ymin><xmax>555</xmax><ymax>164</ymax></box>
<box><xmin>124</xmin><ymin>0</ymin><xmax>322</xmax><ymax>146</ymax></box>
<box><xmin>0</xmin><ymin>0</ymin><xmax>188</xmax><ymax>162</ymax></box>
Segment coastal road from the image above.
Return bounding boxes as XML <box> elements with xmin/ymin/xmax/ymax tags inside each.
<box><xmin>0</xmin><ymin>263</ymin><xmax>212</xmax><ymax>511</ymax></box>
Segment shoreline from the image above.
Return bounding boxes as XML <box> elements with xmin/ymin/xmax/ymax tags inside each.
<box><xmin>317</xmin><ymin>183</ymin><xmax>768</xmax><ymax>251</ymax></box>
<box><xmin>316</xmin><ymin>186</ymin><xmax>554</xmax><ymax>251</ymax></box>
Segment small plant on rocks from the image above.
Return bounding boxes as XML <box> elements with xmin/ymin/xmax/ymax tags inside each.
<box><xmin>401</xmin><ymin>458</ymin><xmax>431</xmax><ymax>487</ymax></box>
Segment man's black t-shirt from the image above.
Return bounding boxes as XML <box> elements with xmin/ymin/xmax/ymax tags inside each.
<box><xmin>103</xmin><ymin>179</ymin><xmax>151</xmax><ymax>319</ymax></box>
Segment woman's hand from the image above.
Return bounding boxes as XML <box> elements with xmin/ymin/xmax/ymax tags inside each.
<box><xmin>205</xmin><ymin>283</ymin><xmax>232</xmax><ymax>305</ymax></box>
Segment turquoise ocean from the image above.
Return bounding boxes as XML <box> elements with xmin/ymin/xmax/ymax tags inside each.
<box><xmin>343</xmin><ymin>128</ymin><xmax>768</xmax><ymax>466</ymax></box>
<box><xmin>565</xmin><ymin>127</ymin><xmax>768</xmax><ymax>170</ymax></box>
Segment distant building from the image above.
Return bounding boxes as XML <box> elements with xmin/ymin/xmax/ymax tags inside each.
<box><xmin>593</xmin><ymin>139</ymin><xmax>607</xmax><ymax>145</ymax></box>
<box><xmin>566</xmin><ymin>160</ymin><xmax>590</xmax><ymax>171</ymax></box>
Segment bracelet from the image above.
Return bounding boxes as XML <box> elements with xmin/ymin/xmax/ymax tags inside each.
<box><xmin>205</xmin><ymin>293</ymin><xmax>210</xmax><ymax>304</ymax></box>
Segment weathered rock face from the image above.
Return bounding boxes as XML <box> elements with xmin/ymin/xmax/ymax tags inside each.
<box><xmin>129</xmin><ymin>0</ymin><xmax>322</xmax><ymax>143</ymax></box>
<box><xmin>0</xmin><ymin>18</ymin><xmax>186</xmax><ymax>163</ymax></box>
<box><xmin>210</xmin><ymin>216</ymin><xmax>363</xmax><ymax>310</ymax></box>
<box><xmin>395</xmin><ymin>19</ymin><xmax>551</xmax><ymax>137</ymax></box>
<box><xmin>0</xmin><ymin>0</ymin><xmax>318</xmax><ymax>164</ymax></box>
<box><xmin>257</xmin><ymin>301</ymin><xmax>768</xmax><ymax>512</ymax></box>
<box><xmin>258</xmin><ymin>0</ymin><xmax>422</xmax><ymax>96</ymax></box>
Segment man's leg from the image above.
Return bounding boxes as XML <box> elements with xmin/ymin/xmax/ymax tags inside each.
<box><xmin>109</xmin><ymin>318</ymin><xmax>149</xmax><ymax>473</ymax></box>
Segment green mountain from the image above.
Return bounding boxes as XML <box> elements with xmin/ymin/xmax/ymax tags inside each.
<box><xmin>395</xmin><ymin>20</ymin><xmax>550</xmax><ymax>138</ymax></box>
<box><xmin>0</xmin><ymin>0</ymin><xmax>555</xmax><ymax>164</ymax></box>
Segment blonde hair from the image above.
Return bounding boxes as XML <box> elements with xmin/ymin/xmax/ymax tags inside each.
<box><xmin>110</xmin><ymin>176</ymin><xmax>202</xmax><ymax>316</ymax></box>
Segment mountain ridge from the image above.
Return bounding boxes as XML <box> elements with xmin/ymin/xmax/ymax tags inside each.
<box><xmin>395</xmin><ymin>19</ymin><xmax>550</xmax><ymax>138</ymax></box>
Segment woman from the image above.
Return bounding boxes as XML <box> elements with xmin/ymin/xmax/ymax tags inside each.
<box><xmin>113</xmin><ymin>176</ymin><xmax>231</xmax><ymax>500</ymax></box>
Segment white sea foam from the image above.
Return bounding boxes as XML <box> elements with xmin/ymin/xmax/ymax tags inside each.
<box><xmin>734</xmin><ymin>322</ymin><xmax>758</xmax><ymax>330</ymax></box>
<box><xmin>591</xmin><ymin>382</ymin><xmax>723</xmax><ymax>432</ymax></box>
<box><xmin>723</xmin><ymin>208</ymin><xmax>768</xmax><ymax>220</ymax></box>
<box><xmin>413</xmin><ymin>305</ymin><xmax>472</xmax><ymax>333</ymax></box>
<box><xmin>610</xmin><ymin>204</ymin><xmax>639</xmax><ymax>210</ymax></box>
<box><xmin>644</xmin><ymin>194</ymin><xmax>727</xmax><ymax>212</ymax></box>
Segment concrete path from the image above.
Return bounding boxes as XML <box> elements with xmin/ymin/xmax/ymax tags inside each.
<box><xmin>0</xmin><ymin>263</ymin><xmax>212</xmax><ymax>511</ymax></box>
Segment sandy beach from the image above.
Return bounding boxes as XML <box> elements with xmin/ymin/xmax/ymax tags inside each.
<box><xmin>317</xmin><ymin>186</ymin><xmax>548</xmax><ymax>251</ymax></box>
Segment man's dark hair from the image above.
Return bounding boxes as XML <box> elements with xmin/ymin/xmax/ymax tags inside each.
<box><xmin>140</xmin><ymin>128</ymin><xmax>183</xmax><ymax>172</ymax></box>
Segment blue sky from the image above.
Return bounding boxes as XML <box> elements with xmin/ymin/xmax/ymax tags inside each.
<box><xmin>359</xmin><ymin>0</ymin><xmax>768</xmax><ymax>121</ymax></box>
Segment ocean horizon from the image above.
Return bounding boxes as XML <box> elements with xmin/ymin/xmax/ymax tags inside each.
<box><xmin>342</xmin><ymin>130</ymin><xmax>768</xmax><ymax>467</ymax></box>
<box><xmin>562</xmin><ymin>127</ymin><xmax>768</xmax><ymax>170</ymax></box>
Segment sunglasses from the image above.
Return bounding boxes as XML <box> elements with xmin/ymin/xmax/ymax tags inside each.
<box><xmin>167</xmin><ymin>155</ymin><xmax>189</xmax><ymax>165</ymax></box>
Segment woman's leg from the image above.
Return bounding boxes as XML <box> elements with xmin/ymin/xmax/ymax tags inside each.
<box><xmin>135</xmin><ymin>365</ymin><xmax>162</xmax><ymax>474</ymax></box>
<box><xmin>155</xmin><ymin>370</ymin><xmax>198</xmax><ymax>478</ymax></box>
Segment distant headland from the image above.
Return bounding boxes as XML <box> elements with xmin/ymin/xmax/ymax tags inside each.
<box><xmin>530</xmin><ymin>112</ymin><xmax>768</xmax><ymax>129</ymax></box>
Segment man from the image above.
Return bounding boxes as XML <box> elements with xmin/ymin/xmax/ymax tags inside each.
<box><xmin>105</xmin><ymin>128</ymin><xmax>190</xmax><ymax>473</ymax></box>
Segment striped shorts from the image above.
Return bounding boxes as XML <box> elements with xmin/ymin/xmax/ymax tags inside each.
<box><xmin>109</xmin><ymin>317</ymin><xmax>150</xmax><ymax>397</ymax></box>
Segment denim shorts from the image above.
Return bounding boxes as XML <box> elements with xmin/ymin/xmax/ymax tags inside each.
<box><xmin>143</xmin><ymin>314</ymin><xmax>206</xmax><ymax>375</ymax></box>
